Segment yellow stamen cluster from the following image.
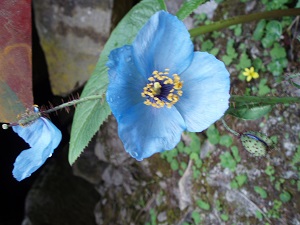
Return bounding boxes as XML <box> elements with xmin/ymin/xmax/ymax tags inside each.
<box><xmin>141</xmin><ymin>69</ymin><xmax>183</xmax><ymax>108</ymax></box>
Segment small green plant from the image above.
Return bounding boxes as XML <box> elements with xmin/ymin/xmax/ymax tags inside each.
<box><xmin>220</xmin><ymin>213</ymin><xmax>229</xmax><ymax>222</ymax></box>
<box><xmin>274</xmin><ymin>178</ymin><xmax>285</xmax><ymax>191</ymax></box>
<box><xmin>191</xmin><ymin>211</ymin><xmax>202</xmax><ymax>225</ymax></box>
<box><xmin>231</xmin><ymin>146</ymin><xmax>241</xmax><ymax>163</ymax></box>
<box><xmin>255</xmin><ymin>210</ymin><xmax>263</xmax><ymax>220</ymax></box>
<box><xmin>221</xmin><ymin>39</ymin><xmax>238</xmax><ymax>66</ymax></box>
<box><xmin>279</xmin><ymin>191</ymin><xmax>292</xmax><ymax>203</ymax></box>
<box><xmin>220</xmin><ymin>151</ymin><xmax>237</xmax><ymax>172</ymax></box>
<box><xmin>230</xmin><ymin>174</ymin><xmax>248</xmax><ymax>189</ymax></box>
<box><xmin>206</xmin><ymin>124</ymin><xmax>220</xmax><ymax>144</ymax></box>
<box><xmin>254</xmin><ymin>186</ymin><xmax>268</xmax><ymax>199</ymax></box>
<box><xmin>145</xmin><ymin>208</ymin><xmax>157</xmax><ymax>225</ymax></box>
<box><xmin>265</xmin><ymin>165</ymin><xmax>276</xmax><ymax>182</ymax></box>
<box><xmin>219</xmin><ymin>135</ymin><xmax>233</xmax><ymax>148</ymax></box>
<box><xmin>196</xmin><ymin>199</ymin><xmax>210</xmax><ymax>210</ymax></box>
<box><xmin>267</xmin><ymin>200</ymin><xmax>282</xmax><ymax>219</ymax></box>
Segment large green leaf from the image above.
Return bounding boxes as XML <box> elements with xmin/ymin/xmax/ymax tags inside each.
<box><xmin>226</xmin><ymin>104</ymin><xmax>273</xmax><ymax>120</ymax></box>
<box><xmin>69</xmin><ymin>0</ymin><xmax>165</xmax><ymax>165</ymax></box>
<box><xmin>176</xmin><ymin>0</ymin><xmax>208</xmax><ymax>20</ymax></box>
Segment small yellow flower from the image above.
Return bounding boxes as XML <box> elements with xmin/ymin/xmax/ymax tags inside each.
<box><xmin>243</xmin><ymin>67</ymin><xmax>259</xmax><ymax>82</ymax></box>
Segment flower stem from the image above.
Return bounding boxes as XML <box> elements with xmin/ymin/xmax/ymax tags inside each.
<box><xmin>189</xmin><ymin>8</ymin><xmax>300</xmax><ymax>37</ymax></box>
<box><xmin>221</xmin><ymin>118</ymin><xmax>239</xmax><ymax>137</ymax></box>
<box><xmin>42</xmin><ymin>95</ymin><xmax>103</xmax><ymax>114</ymax></box>
<box><xmin>230</xmin><ymin>95</ymin><xmax>300</xmax><ymax>105</ymax></box>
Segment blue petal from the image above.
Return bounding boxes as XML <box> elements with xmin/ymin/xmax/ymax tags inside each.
<box><xmin>175</xmin><ymin>52</ymin><xmax>230</xmax><ymax>132</ymax></box>
<box><xmin>118</xmin><ymin>103</ymin><xmax>186</xmax><ymax>161</ymax></box>
<box><xmin>132</xmin><ymin>11</ymin><xmax>194</xmax><ymax>78</ymax></box>
<box><xmin>12</xmin><ymin>118</ymin><xmax>62</xmax><ymax>181</ymax></box>
<box><xmin>107</xmin><ymin>45</ymin><xmax>146</xmax><ymax>121</ymax></box>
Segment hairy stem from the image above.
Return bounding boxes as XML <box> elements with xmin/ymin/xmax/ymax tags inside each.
<box><xmin>221</xmin><ymin>118</ymin><xmax>239</xmax><ymax>136</ymax></box>
<box><xmin>42</xmin><ymin>95</ymin><xmax>103</xmax><ymax>114</ymax></box>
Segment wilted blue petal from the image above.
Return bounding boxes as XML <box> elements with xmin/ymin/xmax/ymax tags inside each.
<box><xmin>118</xmin><ymin>103</ymin><xmax>186</xmax><ymax>161</ymax></box>
<box><xmin>132</xmin><ymin>11</ymin><xmax>194</xmax><ymax>77</ymax></box>
<box><xmin>12</xmin><ymin>118</ymin><xmax>62</xmax><ymax>181</ymax></box>
<box><xmin>175</xmin><ymin>52</ymin><xmax>230</xmax><ymax>132</ymax></box>
<box><xmin>106</xmin><ymin>45</ymin><xmax>146</xmax><ymax>121</ymax></box>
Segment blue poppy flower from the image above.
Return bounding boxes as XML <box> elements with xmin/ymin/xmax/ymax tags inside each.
<box><xmin>106</xmin><ymin>11</ymin><xmax>230</xmax><ymax>161</ymax></box>
<box><xmin>12</xmin><ymin>109</ymin><xmax>62</xmax><ymax>181</ymax></box>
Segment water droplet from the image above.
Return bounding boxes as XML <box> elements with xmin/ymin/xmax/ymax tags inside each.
<box><xmin>126</xmin><ymin>56</ymin><xmax>132</xmax><ymax>62</ymax></box>
<box><xmin>109</xmin><ymin>97</ymin><xmax>113</xmax><ymax>102</ymax></box>
<box><xmin>49</xmin><ymin>153</ymin><xmax>52</xmax><ymax>157</ymax></box>
<box><xmin>131</xmin><ymin>151</ymin><xmax>138</xmax><ymax>158</ymax></box>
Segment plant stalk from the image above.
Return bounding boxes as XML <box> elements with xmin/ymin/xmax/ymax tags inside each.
<box><xmin>189</xmin><ymin>8</ymin><xmax>300</xmax><ymax>37</ymax></box>
<box><xmin>42</xmin><ymin>95</ymin><xmax>103</xmax><ymax>114</ymax></box>
<box><xmin>230</xmin><ymin>95</ymin><xmax>300</xmax><ymax>105</ymax></box>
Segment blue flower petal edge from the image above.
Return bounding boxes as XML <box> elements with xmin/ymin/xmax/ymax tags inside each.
<box><xmin>106</xmin><ymin>10</ymin><xmax>230</xmax><ymax>161</ymax></box>
<box><xmin>12</xmin><ymin>118</ymin><xmax>62</xmax><ymax>181</ymax></box>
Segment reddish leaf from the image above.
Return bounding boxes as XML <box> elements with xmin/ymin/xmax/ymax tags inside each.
<box><xmin>0</xmin><ymin>0</ymin><xmax>33</xmax><ymax>123</ymax></box>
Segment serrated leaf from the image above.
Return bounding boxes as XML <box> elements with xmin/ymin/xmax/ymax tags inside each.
<box><xmin>289</xmin><ymin>80</ymin><xmax>300</xmax><ymax>89</ymax></box>
<box><xmin>69</xmin><ymin>0</ymin><xmax>165</xmax><ymax>165</ymax></box>
<box><xmin>226</xmin><ymin>104</ymin><xmax>272</xmax><ymax>120</ymax></box>
<box><xmin>266</xmin><ymin>20</ymin><xmax>282</xmax><ymax>38</ymax></box>
<box><xmin>176</xmin><ymin>0</ymin><xmax>208</xmax><ymax>20</ymax></box>
<box><xmin>0</xmin><ymin>0</ymin><xmax>32</xmax><ymax>122</ymax></box>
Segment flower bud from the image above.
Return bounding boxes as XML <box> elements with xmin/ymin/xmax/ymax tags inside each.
<box><xmin>2</xmin><ymin>124</ymin><xmax>9</xmax><ymax>129</ymax></box>
<box><xmin>240</xmin><ymin>131</ymin><xmax>274</xmax><ymax>157</ymax></box>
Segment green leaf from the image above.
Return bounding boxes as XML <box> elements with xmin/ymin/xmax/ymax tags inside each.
<box><xmin>206</xmin><ymin>124</ymin><xmax>220</xmax><ymax>144</ymax></box>
<box><xmin>236</xmin><ymin>174</ymin><xmax>248</xmax><ymax>186</ymax></box>
<box><xmin>157</xmin><ymin>0</ymin><xmax>167</xmax><ymax>10</ymax></box>
<box><xmin>254</xmin><ymin>186</ymin><xmax>268</xmax><ymax>198</ymax></box>
<box><xmin>267</xmin><ymin>58</ymin><xmax>288</xmax><ymax>76</ymax></box>
<box><xmin>222</xmin><ymin>55</ymin><xmax>233</xmax><ymax>66</ymax></box>
<box><xmin>255</xmin><ymin>210</ymin><xmax>263</xmax><ymax>220</ymax></box>
<box><xmin>253</xmin><ymin>19</ymin><xmax>266</xmax><ymax>40</ymax></box>
<box><xmin>230</xmin><ymin>180</ymin><xmax>239</xmax><ymax>189</ymax></box>
<box><xmin>236</xmin><ymin>52</ymin><xmax>251</xmax><ymax>70</ymax></box>
<box><xmin>191</xmin><ymin>211</ymin><xmax>202</xmax><ymax>224</ymax></box>
<box><xmin>220</xmin><ymin>152</ymin><xmax>236</xmax><ymax>171</ymax></box>
<box><xmin>289</xmin><ymin>79</ymin><xmax>300</xmax><ymax>89</ymax></box>
<box><xmin>201</xmin><ymin>40</ymin><xmax>214</xmax><ymax>51</ymax></box>
<box><xmin>176</xmin><ymin>0</ymin><xmax>208</xmax><ymax>20</ymax></box>
<box><xmin>266</xmin><ymin>20</ymin><xmax>282</xmax><ymax>39</ymax></box>
<box><xmin>69</xmin><ymin>0</ymin><xmax>164</xmax><ymax>164</ymax></box>
<box><xmin>270</xmin><ymin>43</ymin><xmax>286</xmax><ymax>60</ymax></box>
<box><xmin>226</xmin><ymin>104</ymin><xmax>272</xmax><ymax>120</ymax></box>
<box><xmin>258</xmin><ymin>78</ymin><xmax>271</xmax><ymax>96</ymax></box>
<box><xmin>219</xmin><ymin>135</ymin><xmax>233</xmax><ymax>147</ymax></box>
<box><xmin>220</xmin><ymin>214</ymin><xmax>229</xmax><ymax>221</ymax></box>
<box><xmin>231</xmin><ymin>146</ymin><xmax>241</xmax><ymax>163</ymax></box>
<box><xmin>280</xmin><ymin>191</ymin><xmax>292</xmax><ymax>203</ymax></box>
<box><xmin>196</xmin><ymin>199</ymin><xmax>210</xmax><ymax>210</ymax></box>
<box><xmin>210</xmin><ymin>47</ymin><xmax>220</xmax><ymax>56</ymax></box>
<box><xmin>171</xmin><ymin>160</ymin><xmax>179</xmax><ymax>171</ymax></box>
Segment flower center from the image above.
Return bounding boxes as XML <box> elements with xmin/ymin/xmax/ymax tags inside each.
<box><xmin>141</xmin><ymin>69</ymin><xmax>183</xmax><ymax>108</ymax></box>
